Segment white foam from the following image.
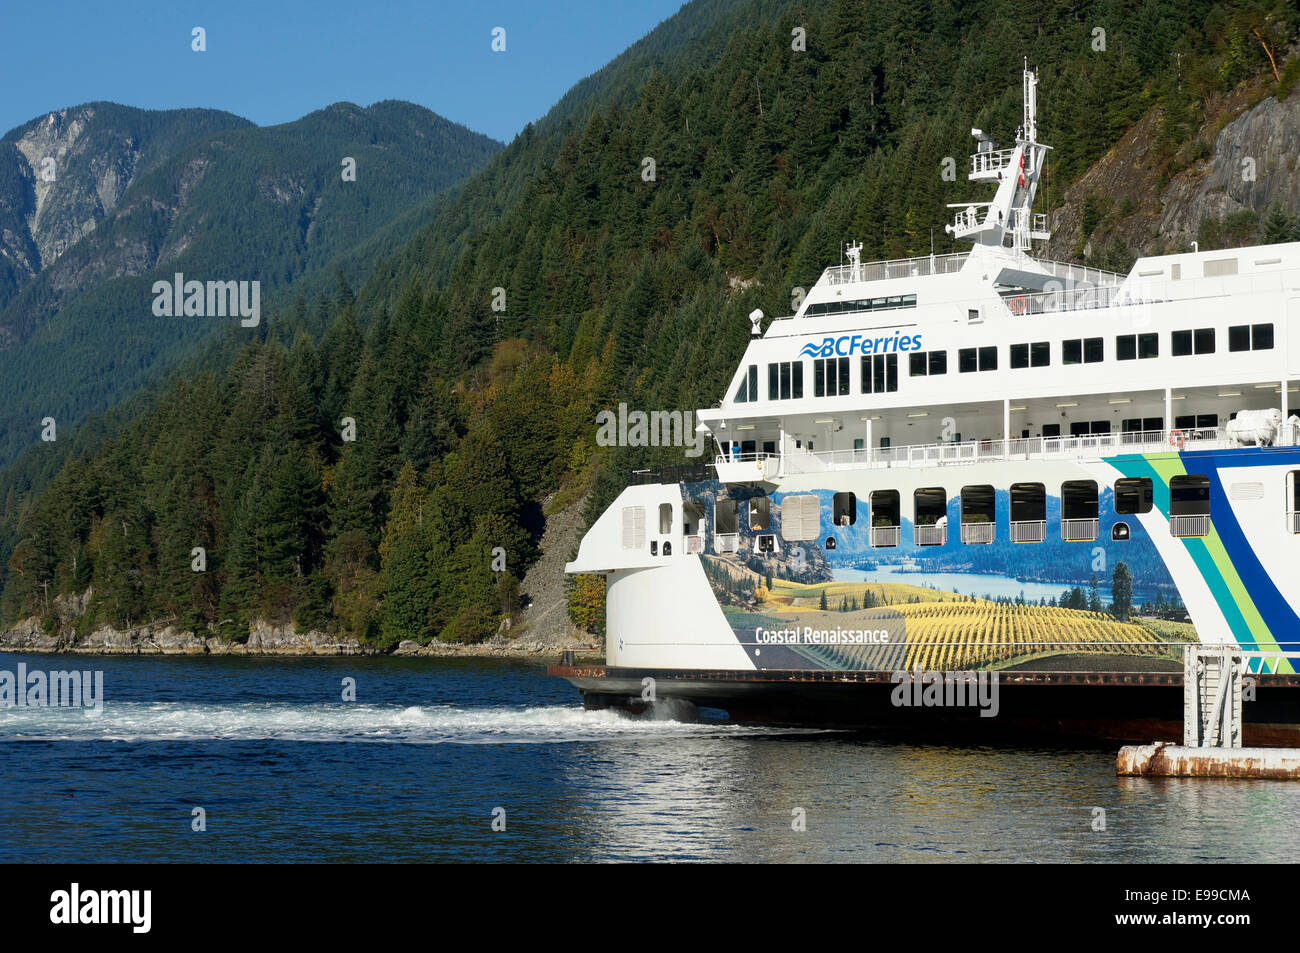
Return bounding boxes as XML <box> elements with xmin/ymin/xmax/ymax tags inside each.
<box><xmin>0</xmin><ymin>701</ymin><xmax>801</xmax><ymax>744</ymax></box>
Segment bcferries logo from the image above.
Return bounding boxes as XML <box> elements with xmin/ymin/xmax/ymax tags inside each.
<box><xmin>798</xmin><ymin>332</ymin><xmax>923</xmax><ymax>358</ymax></box>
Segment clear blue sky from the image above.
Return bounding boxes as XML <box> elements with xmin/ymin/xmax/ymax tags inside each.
<box><xmin>0</xmin><ymin>0</ymin><xmax>688</xmax><ymax>142</ymax></box>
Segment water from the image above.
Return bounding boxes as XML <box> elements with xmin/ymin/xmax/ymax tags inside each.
<box><xmin>2</xmin><ymin>652</ymin><xmax>1296</xmax><ymax>862</ymax></box>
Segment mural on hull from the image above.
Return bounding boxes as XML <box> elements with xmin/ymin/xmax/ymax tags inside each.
<box><xmin>688</xmin><ymin>465</ymin><xmax>1200</xmax><ymax>673</ymax></box>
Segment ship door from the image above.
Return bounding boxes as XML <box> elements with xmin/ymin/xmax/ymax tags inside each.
<box><xmin>1289</xmin><ymin>298</ymin><xmax>1300</xmax><ymax>377</ymax></box>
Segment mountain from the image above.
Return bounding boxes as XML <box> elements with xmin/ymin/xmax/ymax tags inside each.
<box><xmin>0</xmin><ymin>100</ymin><xmax>501</xmax><ymax>468</ymax></box>
<box><xmin>1</xmin><ymin>0</ymin><xmax>1296</xmax><ymax>650</ymax></box>
<box><xmin>0</xmin><ymin>103</ymin><xmax>254</xmax><ymax>319</ymax></box>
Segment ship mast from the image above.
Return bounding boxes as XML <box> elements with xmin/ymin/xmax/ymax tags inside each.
<box><xmin>945</xmin><ymin>61</ymin><xmax>1052</xmax><ymax>252</ymax></box>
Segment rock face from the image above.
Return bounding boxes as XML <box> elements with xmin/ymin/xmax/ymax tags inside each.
<box><xmin>1046</xmin><ymin>83</ymin><xmax>1300</xmax><ymax>260</ymax></box>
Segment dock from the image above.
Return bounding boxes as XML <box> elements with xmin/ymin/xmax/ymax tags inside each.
<box><xmin>1116</xmin><ymin>646</ymin><xmax>1300</xmax><ymax>780</ymax></box>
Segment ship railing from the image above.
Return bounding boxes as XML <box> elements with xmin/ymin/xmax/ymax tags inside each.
<box><xmin>1026</xmin><ymin>257</ymin><xmax>1126</xmax><ymax>288</ymax></box>
<box><xmin>914</xmin><ymin>524</ymin><xmax>946</xmax><ymax>546</ymax></box>
<box><xmin>870</xmin><ymin>525</ymin><xmax>900</xmax><ymax>548</ymax></box>
<box><xmin>1009</xmin><ymin>519</ymin><xmax>1047</xmax><ymax>543</ymax></box>
<box><xmin>1290</xmin><ymin>511</ymin><xmax>1300</xmax><ymax>535</ymax></box>
<box><xmin>715</xmin><ymin>533</ymin><xmax>740</xmax><ymax>553</ymax></box>
<box><xmin>1170</xmin><ymin>515</ymin><xmax>1211</xmax><ymax>538</ymax></box>
<box><xmin>960</xmin><ymin>522</ymin><xmax>996</xmax><ymax>544</ymax></box>
<box><xmin>1003</xmin><ymin>283</ymin><xmax>1134</xmax><ymax>315</ymax></box>
<box><xmin>822</xmin><ymin>252</ymin><xmax>967</xmax><ymax>286</ymax></box>
<box><xmin>1061</xmin><ymin>518</ymin><xmax>1099</xmax><ymax>542</ymax></box>
<box><xmin>970</xmin><ymin>147</ymin><xmax>1017</xmax><ymax>176</ymax></box>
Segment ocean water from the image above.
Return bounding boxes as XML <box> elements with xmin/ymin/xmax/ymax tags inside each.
<box><xmin>2</xmin><ymin>652</ymin><xmax>1297</xmax><ymax>863</ymax></box>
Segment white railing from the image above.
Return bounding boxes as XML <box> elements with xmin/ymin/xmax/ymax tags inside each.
<box><xmin>715</xmin><ymin>533</ymin><xmax>739</xmax><ymax>553</ymax></box>
<box><xmin>822</xmin><ymin>252</ymin><xmax>966</xmax><ymax>286</ymax></box>
<box><xmin>915</xmin><ymin>524</ymin><xmax>947</xmax><ymax>546</ymax></box>
<box><xmin>1009</xmin><ymin>519</ymin><xmax>1046</xmax><ymax>543</ymax></box>
<box><xmin>871</xmin><ymin>525</ymin><xmax>900</xmax><ymax>548</ymax></box>
<box><xmin>1290</xmin><ymin>511</ymin><xmax>1300</xmax><ymax>535</ymax></box>
<box><xmin>789</xmin><ymin>428</ymin><xmax>1248</xmax><ymax>475</ymax></box>
<box><xmin>970</xmin><ymin>148</ymin><xmax>1016</xmax><ymax>176</ymax></box>
<box><xmin>685</xmin><ymin>535</ymin><xmax>704</xmax><ymax>554</ymax></box>
<box><xmin>1171</xmin><ymin>515</ymin><xmax>1210</xmax><ymax>538</ymax></box>
<box><xmin>1029</xmin><ymin>258</ymin><xmax>1125</xmax><ymax>287</ymax></box>
<box><xmin>1061</xmin><ymin>518</ymin><xmax>1098</xmax><ymax>541</ymax></box>
<box><xmin>961</xmin><ymin>522</ymin><xmax>996</xmax><ymax>544</ymax></box>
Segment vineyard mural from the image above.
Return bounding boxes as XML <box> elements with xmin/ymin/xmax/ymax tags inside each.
<box><xmin>695</xmin><ymin>482</ymin><xmax>1197</xmax><ymax>673</ymax></box>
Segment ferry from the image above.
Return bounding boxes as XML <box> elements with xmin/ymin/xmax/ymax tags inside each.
<box><xmin>555</xmin><ymin>68</ymin><xmax>1300</xmax><ymax>743</ymax></box>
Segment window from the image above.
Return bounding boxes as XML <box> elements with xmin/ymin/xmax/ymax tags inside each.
<box><xmin>909</xmin><ymin>350</ymin><xmax>947</xmax><ymax>376</ymax></box>
<box><xmin>682</xmin><ymin>501</ymin><xmax>705</xmax><ymax>537</ymax></box>
<box><xmin>780</xmin><ymin>494</ymin><xmax>821</xmax><ymax>541</ymax></box>
<box><xmin>869</xmin><ymin>490</ymin><xmax>900</xmax><ymax>546</ymax></box>
<box><xmin>715</xmin><ymin>499</ymin><xmax>738</xmax><ymax>535</ymax></box>
<box><xmin>1227</xmin><ymin>324</ymin><xmax>1269</xmax><ymax>352</ymax></box>
<box><xmin>767</xmin><ymin>361</ymin><xmax>804</xmax><ymax>400</ymax></box>
<box><xmin>1170</xmin><ymin>474</ymin><xmax>1210</xmax><ymax>537</ymax></box>
<box><xmin>914</xmin><ymin>488</ymin><xmax>947</xmax><ymax>546</ymax></box>
<box><xmin>960</xmin><ymin>485</ymin><xmax>996</xmax><ymax>544</ymax></box>
<box><xmin>814</xmin><ymin>356</ymin><xmax>850</xmax><ymax>397</ymax></box>
<box><xmin>1114</xmin><ymin>478</ymin><xmax>1153</xmax><ymax>514</ymax></box>
<box><xmin>1061</xmin><ymin>480</ymin><xmax>1099</xmax><ymax>541</ymax></box>
<box><xmin>733</xmin><ymin>364</ymin><xmax>758</xmax><ymax>402</ymax></box>
<box><xmin>1063</xmin><ymin>337</ymin><xmax>1103</xmax><ymax>364</ymax></box>
<box><xmin>1010</xmin><ymin>483</ymin><xmax>1046</xmax><ymax>542</ymax></box>
<box><xmin>658</xmin><ymin>503</ymin><xmax>674</xmax><ymax>534</ymax></box>
<box><xmin>1173</xmin><ymin>328</ymin><xmax>1215</xmax><ymax>356</ymax></box>
<box><xmin>833</xmin><ymin>492</ymin><xmax>857</xmax><ymax>526</ymax></box>
<box><xmin>1011</xmin><ymin>341</ymin><xmax>1050</xmax><ymax>368</ymax></box>
<box><xmin>958</xmin><ymin>346</ymin><xmax>997</xmax><ymax>373</ymax></box>
<box><xmin>803</xmin><ymin>293</ymin><xmax>916</xmax><ymax>316</ymax></box>
<box><xmin>749</xmin><ymin>497</ymin><xmax>770</xmax><ymax>530</ymax></box>
<box><xmin>1117</xmin><ymin>333</ymin><xmax>1158</xmax><ymax>360</ymax></box>
<box><xmin>861</xmin><ymin>352</ymin><xmax>898</xmax><ymax>393</ymax></box>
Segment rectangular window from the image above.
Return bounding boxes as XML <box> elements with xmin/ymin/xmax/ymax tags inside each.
<box><xmin>814</xmin><ymin>357</ymin><xmax>850</xmax><ymax>397</ymax></box>
<box><xmin>1172</xmin><ymin>330</ymin><xmax>1191</xmax><ymax>357</ymax></box>
<box><xmin>959</xmin><ymin>348</ymin><xmax>978</xmax><ymax>373</ymax></box>
<box><xmin>1253</xmin><ymin>323</ymin><xmax>1274</xmax><ymax>350</ymax></box>
<box><xmin>1011</xmin><ymin>343</ymin><xmax>1029</xmax><ymax>369</ymax></box>
<box><xmin>1117</xmin><ymin>333</ymin><xmax>1158</xmax><ymax>360</ymax></box>
<box><xmin>1229</xmin><ymin>325</ymin><xmax>1251</xmax><ymax>352</ymax></box>
<box><xmin>1063</xmin><ymin>339</ymin><xmax>1082</xmax><ymax>365</ymax></box>
<box><xmin>1084</xmin><ymin>337</ymin><xmax>1103</xmax><ymax>363</ymax></box>
<box><xmin>979</xmin><ymin>346</ymin><xmax>997</xmax><ymax>371</ymax></box>
<box><xmin>1195</xmin><ymin>328</ymin><xmax>1215</xmax><ymax>354</ymax></box>
<box><xmin>910</xmin><ymin>351</ymin><xmax>945</xmax><ymax>376</ymax></box>
<box><xmin>766</xmin><ymin>362</ymin><xmax>803</xmax><ymax>400</ymax></box>
<box><xmin>1115</xmin><ymin>477</ymin><xmax>1153</xmax><ymax>514</ymax></box>
<box><xmin>1031</xmin><ymin>341</ymin><xmax>1050</xmax><ymax>367</ymax></box>
<box><xmin>862</xmin><ymin>353</ymin><xmax>898</xmax><ymax>393</ymax></box>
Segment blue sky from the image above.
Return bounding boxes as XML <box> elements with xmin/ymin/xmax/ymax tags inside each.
<box><xmin>0</xmin><ymin>0</ymin><xmax>688</xmax><ymax>142</ymax></box>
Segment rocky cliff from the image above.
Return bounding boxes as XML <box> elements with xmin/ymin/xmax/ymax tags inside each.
<box><xmin>1047</xmin><ymin>78</ymin><xmax>1300</xmax><ymax>260</ymax></box>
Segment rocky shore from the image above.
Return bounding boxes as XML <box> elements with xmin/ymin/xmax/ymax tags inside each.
<box><xmin>0</xmin><ymin>615</ymin><xmax>600</xmax><ymax>659</ymax></box>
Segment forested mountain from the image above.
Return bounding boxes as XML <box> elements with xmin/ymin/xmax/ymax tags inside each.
<box><xmin>0</xmin><ymin>101</ymin><xmax>501</xmax><ymax>468</ymax></box>
<box><xmin>2</xmin><ymin>0</ymin><xmax>1296</xmax><ymax>649</ymax></box>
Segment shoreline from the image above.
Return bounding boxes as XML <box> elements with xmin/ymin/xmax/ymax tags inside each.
<box><xmin>0</xmin><ymin>617</ymin><xmax>602</xmax><ymax>660</ymax></box>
